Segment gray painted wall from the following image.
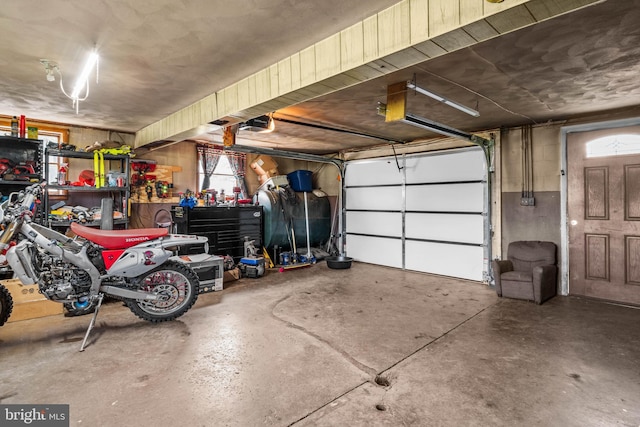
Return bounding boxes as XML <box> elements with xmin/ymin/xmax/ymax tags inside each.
<box><xmin>500</xmin><ymin>191</ymin><xmax>561</xmax><ymax>267</ymax></box>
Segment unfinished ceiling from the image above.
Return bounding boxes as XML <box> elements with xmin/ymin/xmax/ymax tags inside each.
<box><xmin>0</xmin><ymin>0</ymin><xmax>399</xmax><ymax>131</ymax></box>
<box><xmin>2</xmin><ymin>1</ymin><xmax>640</xmax><ymax>155</ymax></box>
<box><xmin>227</xmin><ymin>0</ymin><xmax>640</xmax><ymax>154</ymax></box>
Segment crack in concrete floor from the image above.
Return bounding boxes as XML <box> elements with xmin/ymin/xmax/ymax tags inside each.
<box><xmin>270</xmin><ymin>290</ymin><xmax>499</xmax><ymax>426</ymax></box>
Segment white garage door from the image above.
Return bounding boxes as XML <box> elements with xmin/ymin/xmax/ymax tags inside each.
<box><xmin>344</xmin><ymin>147</ymin><xmax>488</xmax><ymax>281</ymax></box>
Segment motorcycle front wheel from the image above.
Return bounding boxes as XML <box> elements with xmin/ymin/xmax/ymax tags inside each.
<box><xmin>0</xmin><ymin>283</ymin><xmax>13</xmax><ymax>326</ymax></box>
<box><xmin>125</xmin><ymin>260</ymin><xmax>198</xmax><ymax>322</ymax></box>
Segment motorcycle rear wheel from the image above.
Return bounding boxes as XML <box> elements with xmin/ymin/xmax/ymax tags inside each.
<box><xmin>0</xmin><ymin>283</ymin><xmax>13</xmax><ymax>326</ymax></box>
<box><xmin>125</xmin><ymin>260</ymin><xmax>198</xmax><ymax>322</ymax></box>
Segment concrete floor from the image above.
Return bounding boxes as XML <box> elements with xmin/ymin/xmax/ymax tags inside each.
<box><xmin>0</xmin><ymin>262</ymin><xmax>639</xmax><ymax>426</ymax></box>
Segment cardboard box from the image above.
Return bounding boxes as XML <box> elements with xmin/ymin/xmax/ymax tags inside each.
<box><xmin>2</xmin><ymin>279</ymin><xmax>63</xmax><ymax>322</ymax></box>
<box><xmin>223</xmin><ymin>268</ymin><xmax>240</xmax><ymax>283</ymax></box>
<box><xmin>253</xmin><ymin>155</ymin><xmax>278</xmax><ymax>175</ymax></box>
<box><xmin>258</xmin><ymin>175</ymin><xmax>289</xmax><ymax>191</ymax></box>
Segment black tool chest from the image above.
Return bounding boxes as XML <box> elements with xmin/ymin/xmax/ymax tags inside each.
<box><xmin>171</xmin><ymin>205</ymin><xmax>263</xmax><ymax>262</ymax></box>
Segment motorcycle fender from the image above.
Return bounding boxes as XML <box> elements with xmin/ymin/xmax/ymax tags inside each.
<box><xmin>106</xmin><ymin>247</ymin><xmax>172</xmax><ymax>277</ymax></box>
<box><xmin>138</xmin><ymin>234</ymin><xmax>208</xmax><ymax>251</ymax></box>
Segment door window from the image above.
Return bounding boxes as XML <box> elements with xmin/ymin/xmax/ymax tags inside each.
<box><xmin>586</xmin><ymin>134</ymin><xmax>640</xmax><ymax>158</ymax></box>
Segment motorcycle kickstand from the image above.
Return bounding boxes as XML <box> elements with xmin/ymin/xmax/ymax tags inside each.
<box><xmin>79</xmin><ymin>293</ymin><xmax>104</xmax><ymax>352</ymax></box>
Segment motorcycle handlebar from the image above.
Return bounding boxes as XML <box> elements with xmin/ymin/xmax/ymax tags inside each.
<box><xmin>0</xmin><ymin>182</ymin><xmax>44</xmax><ymax>248</ymax></box>
<box><xmin>2</xmin><ymin>181</ymin><xmax>44</xmax><ymax>219</ymax></box>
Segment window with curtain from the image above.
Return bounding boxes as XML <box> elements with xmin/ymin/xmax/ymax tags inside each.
<box><xmin>197</xmin><ymin>145</ymin><xmax>248</xmax><ymax>199</ymax></box>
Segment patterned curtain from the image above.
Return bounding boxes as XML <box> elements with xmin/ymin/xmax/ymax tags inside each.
<box><xmin>197</xmin><ymin>145</ymin><xmax>220</xmax><ymax>191</ymax></box>
<box><xmin>227</xmin><ymin>152</ymin><xmax>248</xmax><ymax>198</ymax></box>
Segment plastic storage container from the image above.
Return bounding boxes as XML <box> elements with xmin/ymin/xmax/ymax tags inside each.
<box><xmin>287</xmin><ymin>170</ymin><xmax>313</xmax><ymax>192</ymax></box>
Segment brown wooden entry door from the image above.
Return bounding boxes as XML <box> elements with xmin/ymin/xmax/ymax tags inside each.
<box><xmin>568</xmin><ymin>127</ymin><xmax>640</xmax><ymax>305</ymax></box>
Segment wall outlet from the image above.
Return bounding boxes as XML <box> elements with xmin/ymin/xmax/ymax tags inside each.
<box><xmin>520</xmin><ymin>197</ymin><xmax>536</xmax><ymax>206</ymax></box>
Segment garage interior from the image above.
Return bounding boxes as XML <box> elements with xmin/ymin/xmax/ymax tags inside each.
<box><xmin>1</xmin><ymin>0</ymin><xmax>640</xmax><ymax>425</ymax></box>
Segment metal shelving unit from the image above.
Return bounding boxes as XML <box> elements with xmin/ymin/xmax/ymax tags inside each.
<box><xmin>44</xmin><ymin>148</ymin><xmax>131</xmax><ymax>229</ymax></box>
<box><xmin>0</xmin><ymin>136</ymin><xmax>45</xmax><ymax>223</ymax></box>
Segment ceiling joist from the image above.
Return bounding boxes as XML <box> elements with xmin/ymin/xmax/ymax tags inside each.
<box><xmin>135</xmin><ymin>0</ymin><xmax>603</xmax><ymax>149</ymax></box>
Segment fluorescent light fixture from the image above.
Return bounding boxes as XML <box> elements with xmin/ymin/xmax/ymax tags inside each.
<box><xmin>71</xmin><ymin>50</ymin><xmax>99</xmax><ymax>100</ymax></box>
<box><xmin>407</xmin><ymin>82</ymin><xmax>480</xmax><ymax>117</ymax></box>
<box><xmin>404</xmin><ymin>113</ymin><xmax>473</xmax><ymax>140</ymax></box>
<box><xmin>378</xmin><ymin>103</ymin><xmax>491</xmax><ymax>149</ymax></box>
<box><xmin>43</xmin><ymin>49</ymin><xmax>100</xmax><ymax>113</ymax></box>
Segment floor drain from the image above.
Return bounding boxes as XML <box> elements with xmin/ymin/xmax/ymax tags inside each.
<box><xmin>374</xmin><ymin>375</ymin><xmax>390</xmax><ymax>387</ymax></box>
<box><xmin>375</xmin><ymin>404</ymin><xmax>387</xmax><ymax>411</ymax></box>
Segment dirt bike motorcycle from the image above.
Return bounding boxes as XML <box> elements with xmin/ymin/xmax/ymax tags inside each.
<box><xmin>0</xmin><ymin>183</ymin><xmax>208</xmax><ymax>351</ymax></box>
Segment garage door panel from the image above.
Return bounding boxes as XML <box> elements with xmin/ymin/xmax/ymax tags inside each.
<box><xmin>405</xmin><ymin>149</ymin><xmax>485</xmax><ymax>183</ymax></box>
<box><xmin>405</xmin><ymin>213</ymin><xmax>483</xmax><ymax>244</ymax></box>
<box><xmin>345</xmin><ymin>158</ymin><xmax>403</xmax><ymax>186</ymax></box>
<box><xmin>344</xmin><ymin>147</ymin><xmax>487</xmax><ymax>282</ymax></box>
<box><xmin>405</xmin><ymin>241</ymin><xmax>483</xmax><ymax>281</ymax></box>
<box><xmin>346</xmin><ymin>211</ymin><xmax>402</xmax><ymax>237</ymax></box>
<box><xmin>406</xmin><ymin>183</ymin><xmax>484</xmax><ymax>212</ymax></box>
<box><xmin>347</xmin><ymin>235</ymin><xmax>402</xmax><ymax>268</ymax></box>
<box><xmin>345</xmin><ymin>187</ymin><xmax>402</xmax><ymax>211</ymax></box>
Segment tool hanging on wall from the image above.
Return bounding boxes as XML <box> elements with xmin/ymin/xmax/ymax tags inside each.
<box><xmin>145</xmin><ymin>180</ymin><xmax>153</xmax><ymax>201</ymax></box>
<box><xmin>130</xmin><ymin>159</ymin><xmax>157</xmax><ymax>186</ymax></box>
<box><xmin>155</xmin><ymin>180</ymin><xmax>170</xmax><ymax>198</ymax></box>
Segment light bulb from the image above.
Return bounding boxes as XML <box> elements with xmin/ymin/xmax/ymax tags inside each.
<box><xmin>70</xmin><ymin>50</ymin><xmax>99</xmax><ymax>100</ymax></box>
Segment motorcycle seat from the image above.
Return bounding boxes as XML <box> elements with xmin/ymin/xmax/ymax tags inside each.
<box><xmin>70</xmin><ymin>222</ymin><xmax>169</xmax><ymax>249</ymax></box>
